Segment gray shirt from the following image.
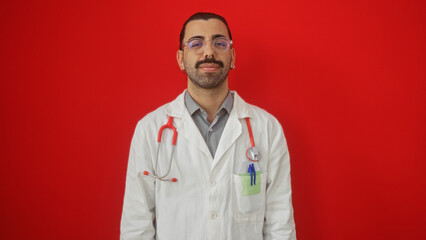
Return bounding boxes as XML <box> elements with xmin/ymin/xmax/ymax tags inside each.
<box><xmin>184</xmin><ymin>91</ymin><xmax>234</xmax><ymax>158</ymax></box>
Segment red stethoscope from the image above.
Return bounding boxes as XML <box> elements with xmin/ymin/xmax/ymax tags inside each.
<box><xmin>143</xmin><ymin>116</ymin><xmax>260</xmax><ymax>182</ymax></box>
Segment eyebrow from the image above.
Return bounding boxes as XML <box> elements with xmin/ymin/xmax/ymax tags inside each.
<box><xmin>187</xmin><ymin>34</ymin><xmax>227</xmax><ymax>42</ymax></box>
<box><xmin>212</xmin><ymin>34</ymin><xmax>226</xmax><ymax>39</ymax></box>
<box><xmin>187</xmin><ymin>35</ymin><xmax>205</xmax><ymax>42</ymax></box>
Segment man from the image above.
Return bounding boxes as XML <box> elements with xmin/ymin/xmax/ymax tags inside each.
<box><xmin>121</xmin><ymin>12</ymin><xmax>296</xmax><ymax>240</ymax></box>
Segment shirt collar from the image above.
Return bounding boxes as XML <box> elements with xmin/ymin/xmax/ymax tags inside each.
<box><xmin>185</xmin><ymin>90</ymin><xmax>234</xmax><ymax>116</ymax></box>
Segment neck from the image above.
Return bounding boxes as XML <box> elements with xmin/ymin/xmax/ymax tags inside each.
<box><xmin>187</xmin><ymin>79</ymin><xmax>229</xmax><ymax>123</ymax></box>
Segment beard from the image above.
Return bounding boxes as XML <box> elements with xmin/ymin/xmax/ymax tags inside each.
<box><xmin>184</xmin><ymin>58</ymin><xmax>231</xmax><ymax>89</ymax></box>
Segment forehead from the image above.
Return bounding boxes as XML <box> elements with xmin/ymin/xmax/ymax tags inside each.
<box><xmin>184</xmin><ymin>19</ymin><xmax>229</xmax><ymax>41</ymax></box>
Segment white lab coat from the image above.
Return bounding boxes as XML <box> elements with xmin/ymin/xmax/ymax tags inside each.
<box><xmin>121</xmin><ymin>90</ymin><xmax>296</xmax><ymax>240</ymax></box>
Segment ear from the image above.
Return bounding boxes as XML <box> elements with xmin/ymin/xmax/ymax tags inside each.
<box><xmin>230</xmin><ymin>47</ymin><xmax>236</xmax><ymax>69</ymax></box>
<box><xmin>176</xmin><ymin>50</ymin><xmax>185</xmax><ymax>71</ymax></box>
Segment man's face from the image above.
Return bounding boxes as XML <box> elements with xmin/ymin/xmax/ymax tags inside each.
<box><xmin>177</xmin><ymin>19</ymin><xmax>236</xmax><ymax>89</ymax></box>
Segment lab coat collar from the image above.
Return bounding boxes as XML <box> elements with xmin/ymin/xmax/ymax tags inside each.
<box><xmin>164</xmin><ymin>89</ymin><xmax>252</xmax><ymax>119</ymax></box>
<box><xmin>163</xmin><ymin>90</ymin><xmax>212</xmax><ymax>159</ymax></box>
<box><xmin>163</xmin><ymin>90</ymin><xmax>186</xmax><ymax>118</ymax></box>
<box><xmin>163</xmin><ymin>89</ymin><xmax>253</xmax><ymax>164</ymax></box>
<box><xmin>231</xmin><ymin>90</ymin><xmax>252</xmax><ymax>119</ymax></box>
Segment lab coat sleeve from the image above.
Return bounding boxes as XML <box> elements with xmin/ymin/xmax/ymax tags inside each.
<box><xmin>263</xmin><ymin>119</ymin><xmax>296</xmax><ymax>240</ymax></box>
<box><xmin>121</xmin><ymin>121</ymin><xmax>156</xmax><ymax>240</ymax></box>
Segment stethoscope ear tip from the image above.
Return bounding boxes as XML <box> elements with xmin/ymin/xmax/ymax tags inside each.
<box><xmin>142</xmin><ymin>170</ymin><xmax>178</xmax><ymax>183</ymax></box>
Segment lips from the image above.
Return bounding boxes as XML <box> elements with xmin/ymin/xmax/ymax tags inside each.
<box><xmin>199</xmin><ymin>63</ymin><xmax>219</xmax><ymax>72</ymax></box>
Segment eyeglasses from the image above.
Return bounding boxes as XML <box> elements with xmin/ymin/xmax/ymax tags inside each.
<box><xmin>183</xmin><ymin>37</ymin><xmax>233</xmax><ymax>54</ymax></box>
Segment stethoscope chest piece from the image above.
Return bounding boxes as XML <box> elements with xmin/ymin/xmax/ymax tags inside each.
<box><xmin>246</xmin><ymin>146</ymin><xmax>260</xmax><ymax>162</ymax></box>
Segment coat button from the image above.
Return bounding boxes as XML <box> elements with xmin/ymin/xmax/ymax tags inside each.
<box><xmin>210</xmin><ymin>212</ymin><xmax>217</xmax><ymax>219</ymax></box>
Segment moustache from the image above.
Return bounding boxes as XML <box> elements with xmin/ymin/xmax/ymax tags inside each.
<box><xmin>195</xmin><ymin>58</ymin><xmax>224</xmax><ymax>69</ymax></box>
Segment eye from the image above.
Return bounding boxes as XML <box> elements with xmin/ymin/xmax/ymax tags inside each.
<box><xmin>214</xmin><ymin>39</ymin><xmax>228</xmax><ymax>48</ymax></box>
<box><xmin>189</xmin><ymin>40</ymin><xmax>203</xmax><ymax>49</ymax></box>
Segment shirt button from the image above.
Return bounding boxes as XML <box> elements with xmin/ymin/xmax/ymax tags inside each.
<box><xmin>209</xmin><ymin>128</ymin><xmax>213</xmax><ymax>132</ymax></box>
<box><xmin>210</xmin><ymin>212</ymin><xmax>217</xmax><ymax>219</ymax></box>
<box><xmin>210</xmin><ymin>180</ymin><xmax>216</xmax><ymax>186</ymax></box>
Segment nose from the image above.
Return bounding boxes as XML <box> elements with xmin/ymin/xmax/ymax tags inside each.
<box><xmin>203</xmin><ymin>41</ymin><xmax>215</xmax><ymax>58</ymax></box>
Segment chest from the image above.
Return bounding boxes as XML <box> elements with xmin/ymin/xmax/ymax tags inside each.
<box><xmin>154</xmin><ymin>127</ymin><xmax>268</xmax><ymax>185</ymax></box>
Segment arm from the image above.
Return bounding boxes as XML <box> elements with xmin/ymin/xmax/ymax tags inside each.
<box><xmin>120</xmin><ymin>121</ymin><xmax>156</xmax><ymax>240</ymax></box>
<box><xmin>263</xmin><ymin>120</ymin><xmax>296</xmax><ymax>240</ymax></box>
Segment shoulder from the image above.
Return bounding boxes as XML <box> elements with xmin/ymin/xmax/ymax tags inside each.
<box><xmin>249</xmin><ymin>104</ymin><xmax>280</xmax><ymax>123</ymax></box>
<box><xmin>135</xmin><ymin>91</ymin><xmax>186</xmax><ymax>132</ymax></box>
<box><xmin>134</xmin><ymin>103</ymin><xmax>169</xmax><ymax>136</ymax></box>
<box><xmin>248</xmin><ymin>104</ymin><xmax>285</xmax><ymax>134</ymax></box>
<box><xmin>138</xmin><ymin>103</ymin><xmax>168</xmax><ymax>125</ymax></box>
<box><xmin>234</xmin><ymin>91</ymin><xmax>283</xmax><ymax>131</ymax></box>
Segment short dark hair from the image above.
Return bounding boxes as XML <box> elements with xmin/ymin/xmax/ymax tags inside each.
<box><xmin>179</xmin><ymin>12</ymin><xmax>232</xmax><ymax>50</ymax></box>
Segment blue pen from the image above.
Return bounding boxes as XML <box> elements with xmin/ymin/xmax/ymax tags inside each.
<box><xmin>248</xmin><ymin>164</ymin><xmax>256</xmax><ymax>186</ymax></box>
<box><xmin>252</xmin><ymin>164</ymin><xmax>256</xmax><ymax>185</ymax></box>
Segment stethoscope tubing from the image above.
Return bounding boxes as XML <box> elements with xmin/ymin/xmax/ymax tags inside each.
<box><xmin>143</xmin><ymin>116</ymin><xmax>178</xmax><ymax>182</ymax></box>
<box><xmin>143</xmin><ymin>116</ymin><xmax>259</xmax><ymax>182</ymax></box>
<box><xmin>154</xmin><ymin>144</ymin><xmax>175</xmax><ymax>180</ymax></box>
<box><xmin>143</xmin><ymin>144</ymin><xmax>177</xmax><ymax>182</ymax></box>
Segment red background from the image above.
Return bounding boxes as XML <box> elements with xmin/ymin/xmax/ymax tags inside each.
<box><xmin>1</xmin><ymin>0</ymin><xmax>425</xmax><ymax>239</ymax></box>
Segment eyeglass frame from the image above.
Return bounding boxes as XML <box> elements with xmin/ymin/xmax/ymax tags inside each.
<box><xmin>182</xmin><ymin>37</ymin><xmax>233</xmax><ymax>53</ymax></box>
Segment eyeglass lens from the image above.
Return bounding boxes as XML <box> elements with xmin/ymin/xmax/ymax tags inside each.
<box><xmin>187</xmin><ymin>38</ymin><xmax>230</xmax><ymax>54</ymax></box>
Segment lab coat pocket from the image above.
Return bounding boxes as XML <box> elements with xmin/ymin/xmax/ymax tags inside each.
<box><xmin>232</xmin><ymin>173</ymin><xmax>266</xmax><ymax>223</ymax></box>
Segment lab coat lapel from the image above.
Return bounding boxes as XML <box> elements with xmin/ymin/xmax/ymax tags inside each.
<box><xmin>212</xmin><ymin>91</ymin><xmax>251</xmax><ymax>168</ymax></box>
<box><xmin>181</xmin><ymin>112</ymin><xmax>212</xmax><ymax>159</ymax></box>
<box><xmin>164</xmin><ymin>91</ymin><xmax>212</xmax><ymax>160</ymax></box>
<box><xmin>212</xmin><ymin>110</ymin><xmax>241</xmax><ymax>167</ymax></box>
<box><xmin>164</xmin><ymin>90</ymin><xmax>252</xmax><ymax>165</ymax></box>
